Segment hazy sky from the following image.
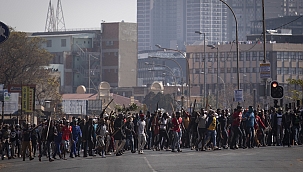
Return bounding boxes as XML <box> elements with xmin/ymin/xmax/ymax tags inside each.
<box><xmin>0</xmin><ymin>0</ymin><xmax>137</xmax><ymax>32</ymax></box>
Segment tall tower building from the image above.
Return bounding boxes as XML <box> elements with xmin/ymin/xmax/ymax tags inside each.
<box><xmin>227</xmin><ymin>0</ymin><xmax>303</xmax><ymax>42</ymax></box>
<box><xmin>137</xmin><ymin>0</ymin><xmax>227</xmax><ymax>52</ymax></box>
<box><xmin>186</xmin><ymin>0</ymin><xmax>227</xmax><ymax>45</ymax></box>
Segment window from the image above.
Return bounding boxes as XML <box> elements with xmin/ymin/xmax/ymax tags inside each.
<box><xmin>299</xmin><ymin>52</ymin><xmax>303</xmax><ymax>61</ymax></box>
<box><xmin>252</xmin><ymin>52</ymin><xmax>257</xmax><ymax>61</ymax></box>
<box><xmin>220</xmin><ymin>68</ymin><xmax>225</xmax><ymax>73</ymax></box>
<box><xmin>291</xmin><ymin>52</ymin><xmax>296</xmax><ymax>61</ymax></box>
<box><xmin>233</xmin><ymin>67</ymin><xmax>237</xmax><ymax>73</ymax></box>
<box><xmin>246</xmin><ymin>68</ymin><xmax>251</xmax><ymax>73</ymax></box>
<box><xmin>246</xmin><ymin>56</ymin><xmax>250</xmax><ymax>61</ymax></box>
<box><xmin>61</xmin><ymin>39</ymin><xmax>66</xmax><ymax>47</ymax></box>
<box><xmin>227</xmin><ymin>68</ymin><xmax>231</xmax><ymax>73</ymax></box>
<box><xmin>277</xmin><ymin>52</ymin><xmax>282</xmax><ymax>61</ymax></box>
<box><xmin>291</xmin><ymin>68</ymin><xmax>296</xmax><ymax>74</ymax></box>
<box><xmin>208</xmin><ymin>68</ymin><xmax>213</xmax><ymax>73</ymax></box>
<box><xmin>252</xmin><ymin>67</ymin><xmax>257</xmax><ymax>72</ymax></box>
<box><xmin>46</xmin><ymin>40</ymin><xmax>52</xmax><ymax>47</ymax></box>
<box><xmin>240</xmin><ymin>52</ymin><xmax>244</xmax><ymax>61</ymax></box>
<box><xmin>277</xmin><ymin>68</ymin><xmax>282</xmax><ymax>75</ymax></box>
<box><xmin>240</xmin><ymin>56</ymin><xmax>244</xmax><ymax>61</ymax></box>
<box><xmin>208</xmin><ymin>53</ymin><xmax>213</xmax><ymax>62</ymax></box>
<box><xmin>195</xmin><ymin>53</ymin><xmax>200</xmax><ymax>62</ymax></box>
<box><xmin>240</xmin><ymin>68</ymin><xmax>244</xmax><ymax>73</ymax></box>
<box><xmin>201</xmin><ymin>53</ymin><xmax>205</xmax><ymax>62</ymax></box>
<box><xmin>283</xmin><ymin>52</ymin><xmax>289</xmax><ymax>61</ymax></box>
<box><xmin>194</xmin><ymin>69</ymin><xmax>200</xmax><ymax>74</ymax></box>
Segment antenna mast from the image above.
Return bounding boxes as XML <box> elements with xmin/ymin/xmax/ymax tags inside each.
<box><xmin>45</xmin><ymin>0</ymin><xmax>56</xmax><ymax>32</ymax></box>
<box><xmin>45</xmin><ymin>0</ymin><xmax>66</xmax><ymax>32</ymax></box>
<box><xmin>56</xmin><ymin>0</ymin><xmax>66</xmax><ymax>31</ymax></box>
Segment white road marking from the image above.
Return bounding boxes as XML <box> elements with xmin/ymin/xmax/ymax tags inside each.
<box><xmin>144</xmin><ymin>157</ymin><xmax>156</xmax><ymax>172</ymax></box>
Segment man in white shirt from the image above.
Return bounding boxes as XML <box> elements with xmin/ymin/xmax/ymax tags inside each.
<box><xmin>137</xmin><ymin>113</ymin><xmax>147</xmax><ymax>154</ymax></box>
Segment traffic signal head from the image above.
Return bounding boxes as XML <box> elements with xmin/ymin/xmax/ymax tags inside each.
<box><xmin>270</xmin><ymin>81</ymin><xmax>284</xmax><ymax>99</ymax></box>
<box><xmin>271</xmin><ymin>81</ymin><xmax>278</xmax><ymax>88</ymax></box>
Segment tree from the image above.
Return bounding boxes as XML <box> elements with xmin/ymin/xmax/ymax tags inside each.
<box><xmin>142</xmin><ymin>92</ymin><xmax>174</xmax><ymax>112</ymax></box>
<box><xmin>35</xmin><ymin>71</ymin><xmax>62</xmax><ymax>107</ymax></box>
<box><xmin>287</xmin><ymin>78</ymin><xmax>303</xmax><ymax>103</ymax></box>
<box><xmin>0</xmin><ymin>30</ymin><xmax>62</xmax><ymax>115</ymax></box>
<box><xmin>0</xmin><ymin>30</ymin><xmax>53</xmax><ymax>86</ymax></box>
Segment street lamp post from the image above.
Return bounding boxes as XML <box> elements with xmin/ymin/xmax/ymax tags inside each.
<box><xmin>207</xmin><ymin>45</ymin><xmax>219</xmax><ymax>109</ymax></box>
<box><xmin>219</xmin><ymin>0</ymin><xmax>240</xmax><ymax>103</ymax></box>
<box><xmin>154</xmin><ymin>45</ymin><xmax>190</xmax><ymax>109</ymax></box>
<box><xmin>194</xmin><ymin>31</ymin><xmax>207</xmax><ymax>108</ymax></box>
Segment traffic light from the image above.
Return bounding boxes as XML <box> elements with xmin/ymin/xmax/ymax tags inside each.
<box><xmin>270</xmin><ymin>81</ymin><xmax>284</xmax><ymax>99</ymax></box>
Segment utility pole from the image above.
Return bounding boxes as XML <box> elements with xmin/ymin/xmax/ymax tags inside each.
<box><xmin>262</xmin><ymin>0</ymin><xmax>268</xmax><ymax>109</ymax></box>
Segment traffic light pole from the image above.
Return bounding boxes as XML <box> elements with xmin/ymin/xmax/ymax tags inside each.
<box><xmin>262</xmin><ymin>0</ymin><xmax>268</xmax><ymax>110</ymax></box>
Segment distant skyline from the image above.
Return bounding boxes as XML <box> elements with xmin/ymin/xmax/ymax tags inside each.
<box><xmin>0</xmin><ymin>0</ymin><xmax>137</xmax><ymax>32</ymax></box>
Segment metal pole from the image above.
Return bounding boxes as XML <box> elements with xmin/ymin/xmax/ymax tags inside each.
<box><xmin>88</xmin><ymin>53</ymin><xmax>90</xmax><ymax>94</ymax></box>
<box><xmin>186</xmin><ymin>57</ymin><xmax>190</xmax><ymax>109</ymax></box>
<box><xmin>203</xmin><ymin>33</ymin><xmax>206</xmax><ymax>108</ymax></box>
<box><xmin>262</xmin><ymin>0</ymin><xmax>268</xmax><ymax>109</ymax></box>
<box><xmin>253</xmin><ymin>89</ymin><xmax>256</xmax><ymax>109</ymax></box>
<box><xmin>1</xmin><ymin>101</ymin><xmax>4</xmax><ymax>123</ymax></box>
<box><xmin>194</xmin><ymin>31</ymin><xmax>207</xmax><ymax>108</ymax></box>
<box><xmin>219</xmin><ymin>0</ymin><xmax>240</xmax><ymax>103</ymax></box>
<box><xmin>216</xmin><ymin>47</ymin><xmax>219</xmax><ymax>109</ymax></box>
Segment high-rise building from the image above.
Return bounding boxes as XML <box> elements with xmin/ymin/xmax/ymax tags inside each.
<box><xmin>227</xmin><ymin>0</ymin><xmax>303</xmax><ymax>42</ymax></box>
<box><xmin>186</xmin><ymin>0</ymin><xmax>227</xmax><ymax>46</ymax></box>
<box><xmin>137</xmin><ymin>0</ymin><xmax>227</xmax><ymax>52</ymax></box>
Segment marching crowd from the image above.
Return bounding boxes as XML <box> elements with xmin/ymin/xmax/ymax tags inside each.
<box><xmin>0</xmin><ymin>105</ymin><xmax>303</xmax><ymax>162</ymax></box>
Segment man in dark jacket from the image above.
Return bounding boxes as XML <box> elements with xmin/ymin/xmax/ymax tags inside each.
<box><xmin>42</xmin><ymin>120</ymin><xmax>56</xmax><ymax>162</ymax></box>
<box><xmin>21</xmin><ymin>123</ymin><xmax>34</xmax><ymax>161</ymax></box>
<box><xmin>114</xmin><ymin>113</ymin><xmax>126</xmax><ymax>156</ymax></box>
<box><xmin>70</xmin><ymin>119</ymin><xmax>82</xmax><ymax>158</ymax></box>
<box><xmin>1</xmin><ymin>124</ymin><xmax>11</xmax><ymax>160</ymax></box>
<box><xmin>82</xmin><ymin>117</ymin><xmax>96</xmax><ymax>157</ymax></box>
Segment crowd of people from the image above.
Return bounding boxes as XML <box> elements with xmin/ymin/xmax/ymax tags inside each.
<box><xmin>0</xmin><ymin>105</ymin><xmax>302</xmax><ymax>162</ymax></box>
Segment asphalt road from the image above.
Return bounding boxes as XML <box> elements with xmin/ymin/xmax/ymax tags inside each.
<box><xmin>1</xmin><ymin>146</ymin><xmax>303</xmax><ymax>172</ymax></box>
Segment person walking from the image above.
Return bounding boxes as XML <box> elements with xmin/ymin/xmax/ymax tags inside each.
<box><xmin>171</xmin><ymin>111</ymin><xmax>183</xmax><ymax>152</ymax></box>
<box><xmin>243</xmin><ymin>106</ymin><xmax>256</xmax><ymax>148</ymax></box>
<box><xmin>70</xmin><ymin>119</ymin><xmax>82</xmax><ymax>158</ymax></box>
<box><xmin>21</xmin><ymin>123</ymin><xmax>34</xmax><ymax>161</ymax></box>
<box><xmin>137</xmin><ymin>113</ymin><xmax>147</xmax><ymax>154</ymax></box>
<box><xmin>230</xmin><ymin>106</ymin><xmax>243</xmax><ymax>149</ymax></box>
<box><xmin>195</xmin><ymin>111</ymin><xmax>207</xmax><ymax>151</ymax></box>
<box><xmin>203</xmin><ymin>110</ymin><xmax>220</xmax><ymax>150</ymax></box>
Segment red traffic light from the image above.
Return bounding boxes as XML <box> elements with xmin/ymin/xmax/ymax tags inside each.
<box><xmin>270</xmin><ymin>81</ymin><xmax>284</xmax><ymax>99</ymax></box>
<box><xmin>271</xmin><ymin>81</ymin><xmax>278</xmax><ymax>88</ymax></box>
